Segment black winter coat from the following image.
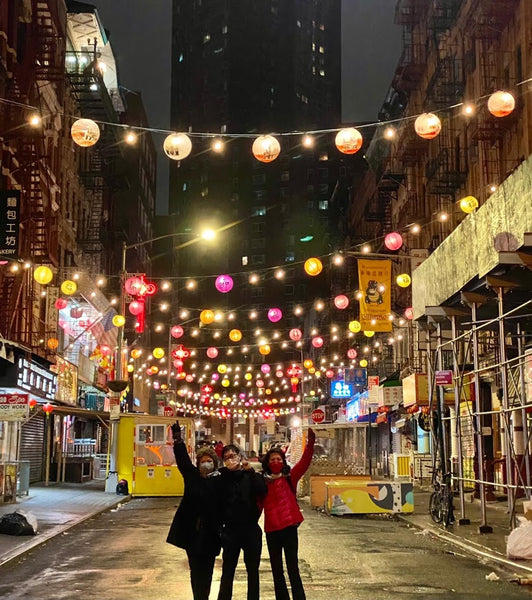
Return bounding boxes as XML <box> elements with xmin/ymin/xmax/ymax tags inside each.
<box><xmin>218</xmin><ymin>467</ymin><xmax>267</xmax><ymax>529</ymax></box>
<box><xmin>166</xmin><ymin>442</ymin><xmax>221</xmax><ymax>556</ymax></box>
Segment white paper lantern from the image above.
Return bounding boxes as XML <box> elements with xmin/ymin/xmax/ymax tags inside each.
<box><xmin>71</xmin><ymin>119</ymin><xmax>100</xmax><ymax>147</ymax></box>
<box><xmin>335</xmin><ymin>127</ymin><xmax>363</xmax><ymax>154</ymax></box>
<box><xmin>163</xmin><ymin>133</ymin><xmax>192</xmax><ymax>160</ymax></box>
<box><xmin>414</xmin><ymin>113</ymin><xmax>441</xmax><ymax>140</ymax></box>
<box><xmin>487</xmin><ymin>91</ymin><xmax>515</xmax><ymax>118</ymax></box>
<box><xmin>252</xmin><ymin>135</ymin><xmax>281</xmax><ymax>163</ymax></box>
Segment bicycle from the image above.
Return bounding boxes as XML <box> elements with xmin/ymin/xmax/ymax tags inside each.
<box><xmin>429</xmin><ymin>469</ymin><xmax>455</xmax><ymax>527</ymax></box>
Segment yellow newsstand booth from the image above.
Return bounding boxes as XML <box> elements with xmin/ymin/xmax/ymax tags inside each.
<box><xmin>116</xmin><ymin>414</ymin><xmax>195</xmax><ymax>497</ymax></box>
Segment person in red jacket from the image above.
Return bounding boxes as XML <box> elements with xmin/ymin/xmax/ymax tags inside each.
<box><xmin>261</xmin><ymin>428</ymin><xmax>316</xmax><ymax>600</ymax></box>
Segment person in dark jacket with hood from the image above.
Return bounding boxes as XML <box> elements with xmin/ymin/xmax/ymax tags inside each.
<box><xmin>261</xmin><ymin>429</ymin><xmax>315</xmax><ymax>600</ymax></box>
<box><xmin>217</xmin><ymin>443</ymin><xmax>267</xmax><ymax>600</ymax></box>
<box><xmin>167</xmin><ymin>420</ymin><xmax>221</xmax><ymax>600</ymax></box>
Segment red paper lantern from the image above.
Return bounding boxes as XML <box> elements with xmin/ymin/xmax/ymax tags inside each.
<box><xmin>334</xmin><ymin>295</ymin><xmax>349</xmax><ymax>310</ymax></box>
<box><xmin>404</xmin><ymin>307</ymin><xmax>415</xmax><ymax>320</ymax></box>
<box><xmin>43</xmin><ymin>403</ymin><xmax>54</xmax><ymax>415</ymax></box>
<box><xmin>325</xmin><ymin>369</ymin><xmax>335</xmax><ymax>378</ymax></box>
<box><xmin>100</xmin><ymin>345</ymin><xmax>112</xmax><ymax>356</ymax></box>
<box><xmin>171</xmin><ymin>325</ymin><xmax>184</xmax><ymax>339</ymax></box>
<box><xmin>206</xmin><ymin>347</ymin><xmax>219</xmax><ymax>359</ymax></box>
<box><xmin>384</xmin><ymin>232</ymin><xmax>403</xmax><ymax>251</ymax></box>
<box><xmin>54</xmin><ymin>298</ymin><xmax>68</xmax><ymax>310</ymax></box>
<box><xmin>289</xmin><ymin>328</ymin><xmax>302</xmax><ymax>341</ymax></box>
<box><xmin>29</xmin><ymin>399</ymin><xmax>38</xmax><ymax>408</ymax></box>
<box><xmin>312</xmin><ymin>336</ymin><xmax>324</xmax><ymax>348</ymax></box>
<box><xmin>129</xmin><ymin>300</ymin><xmax>144</xmax><ymax>315</ymax></box>
<box><xmin>347</xmin><ymin>348</ymin><xmax>358</xmax><ymax>359</ymax></box>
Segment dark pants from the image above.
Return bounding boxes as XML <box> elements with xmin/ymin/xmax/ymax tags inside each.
<box><xmin>217</xmin><ymin>523</ymin><xmax>262</xmax><ymax>600</ymax></box>
<box><xmin>186</xmin><ymin>550</ymin><xmax>216</xmax><ymax>600</ymax></box>
<box><xmin>266</xmin><ymin>526</ymin><xmax>306</xmax><ymax>600</ymax></box>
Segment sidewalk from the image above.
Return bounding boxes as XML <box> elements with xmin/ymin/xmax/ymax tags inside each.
<box><xmin>0</xmin><ymin>480</ymin><xmax>127</xmax><ymax>568</ymax></box>
<box><xmin>2</xmin><ymin>481</ymin><xmax>532</xmax><ymax>580</ymax></box>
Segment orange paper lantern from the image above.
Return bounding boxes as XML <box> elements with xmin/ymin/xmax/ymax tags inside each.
<box><xmin>487</xmin><ymin>91</ymin><xmax>515</xmax><ymax>118</ymax></box>
<box><xmin>335</xmin><ymin>127</ymin><xmax>363</xmax><ymax>154</ymax></box>
<box><xmin>414</xmin><ymin>113</ymin><xmax>441</xmax><ymax>140</ymax></box>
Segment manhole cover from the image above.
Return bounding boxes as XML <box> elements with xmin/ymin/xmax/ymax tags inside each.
<box><xmin>385</xmin><ymin>585</ymin><xmax>450</xmax><ymax>594</ymax></box>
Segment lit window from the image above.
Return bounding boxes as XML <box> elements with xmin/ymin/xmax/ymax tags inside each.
<box><xmin>242</xmin><ymin>256</ymin><xmax>248</xmax><ymax>266</ymax></box>
<box><xmin>222</xmin><ymin>25</ymin><xmax>228</xmax><ymax>34</ymax></box>
<box><xmin>251</xmin><ymin>206</ymin><xmax>266</xmax><ymax>217</ymax></box>
<box><xmin>285</xmin><ymin>253</ymin><xmax>295</xmax><ymax>263</ymax></box>
<box><xmin>319</xmin><ymin>46</ymin><xmax>325</xmax><ymax>53</ymax></box>
<box><xmin>281</xmin><ymin>171</ymin><xmax>290</xmax><ymax>182</ymax></box>
<box><xmin>312</xmin><ymin>43</ymin><xmax>316</xmax><ymax>51</ymax></box>
<box><xmin>251</xmin><ymin>255</ymin><xmax>265</xmax><ymax>265</ymax></box>
<box><xmin>296</xmin><ymin>20</ymin><xmax>301</xmax><ymax>27</ymax></box>
<box><xmin>178</xmin><ymin>53</ymin><xmax>184</xmax><ymax>62</ymax></box>
<box><xmin>319</xmin><ymin>200</ymin><xmax>329</xmax><ymax>210</ymax></box>
<box><xmin>203</xmin><ymin>34</ymin><xmax>211</xmax><ymax>43</ymax></box>
<box><xmin>182</xmin><ymin>183</ymin><xmax>187</xmax><ymax>191</ymax></box>
<box><xmin>319</xmin><ymin>69</ymin><xmax>325</xmax><ymax>76</ymax></box>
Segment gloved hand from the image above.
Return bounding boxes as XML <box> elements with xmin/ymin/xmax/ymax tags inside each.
<box><xmin>307</xmin><ymin>428</ymin><xmax>316</xmax><ymax>444</ymax></box>
<box><xmin>171</xmin><ymin>420</ymin><xmax>182</xmax><ymax>443</ymax></box>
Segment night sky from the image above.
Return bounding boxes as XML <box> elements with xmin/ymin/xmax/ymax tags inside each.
<box><xmin>90</xmin><ymin>0</ymin><xmax>402</xmax><ymax>213</ymax></box>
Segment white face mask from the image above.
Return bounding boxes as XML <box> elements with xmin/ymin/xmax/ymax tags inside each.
<box><xmin>224</xmin><ymin>457</ymin><xmax>241</xmax><ymax>471</ymax></box>
<box><xmin>199</xmin><ymin>460</ymin><xmax>215</xmax><ymax>474</ymax></box>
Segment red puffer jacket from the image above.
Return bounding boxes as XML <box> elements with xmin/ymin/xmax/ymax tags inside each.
<box><xmin>262</xmin><ymin>438</ymin><xmax>314</xmax><ymax>533</ymax></box>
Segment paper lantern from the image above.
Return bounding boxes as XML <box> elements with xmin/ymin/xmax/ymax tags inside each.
<box><xmin>252</xmin><ymin>135</ymin><xmax>281</xmax><ymax>163</ymax></box>
<box><xmin>384</xmin><ymin>232</ymin><xmax>403</xmax><ymax>251</ymax></box>
<box><xmin>127</xmin><ymin>365</ymin><xmax>134</xmax><ymax>373</ymax></box>
<box><xmin>334</xmin><ymin>295</ymin><xmax>349</xmax><ymax>310</ymax></box>
<box><xmin>261</xmin><ymin>364</ymin><xmax>271</xmax><ymax>374</ymax></box>
<box><xmin>312</xmin><ymin>336</ymin><xmax>324</xmax><ymax>348</ymax></box>
<box><xmin>185</xmin><ymin>374</ymin><xmax>194</xmax><ymax>382</ymax></box>
<box><xmin>124</xmin><ymin>276</ymin><xmax>143</xmax><ymax>296</ymax></box>
<box><xmin>47</xmin><ymin>338</ymin><xmax>59</xmax><ymax>351</ymax></box>
<box><xmin>244</xmin><ymin>372</ymin><xmax>253</xmax><ymax>381</ymax></box>
<box><xmin>227</xmin><ymin>329</ymin><xmax>240</xmax><ymax>343</ymax></box>
<box><xmin>71</xmin><ymin>118</ymin><xmax>100</xmax><ymax>147</ymax></box>
<box><xmin>215</xmin><ymin>274</ymin><xmax>234</xmax><ymax>293</ymax></box>
<box><xmin>100</xmin><ymin>344</ymin><xmax>112</xmax><ymax>356</ymax></box>
<box><xmin>404</xmin><ymin>307</ymin><xmax>415</xmax><ymax>320</ymax></box>
<box><xmin>129</xmin><ymin>301</ymin><xmax>144</xmax><ymax>315</ymax></box>
<box><xmin>221</xmin><ymin>379</ymin><xmax>230</xmax><ymax>387</ymax></box>
<box><xmin>348</xmin><ymin>320</ymin><xmax>361</xmax><ymax>333</ymax></box>
<box><xmin>487</xmin><ymin>91</ymin><xmax>515</xmax><ymax>117</ymax></box>
<box><xmin>414</xmin><ymin>113</ymin><xmax>441</xmax><ymax>139</ymax></box>
<box><xmin>153</xmin><ymin>347</ymin><xmax>165</xmax><ymax>359</ymax></box>
<box><xmin>303</xmin><ymin>359</ymin><xmax>313</xmax><ymax>369</ymax></box>
<box><xmin>200</xmin><ymin>309</ymin><xmax>215</xmax><ymax>324</ymax></box>
<box><xmin>259</xmin><ymin>344</ymin><xmax>271</xmax><ymax>355</ymax></box>
<box><xmin>347</xmin><ymin>348</ymin><xmax>357</xmax><ymax>359</ymax></box>
<box><xmin>267</xmin><ymin>308</ymin><xmax>283</xmax><ymax>323</ymax></box>
<box><xmin>364</xmin><ymin>330</ymin><xmax>375</xmax><ymax>337</ymax></box>
<box><xmin>111</xmin><ymin>315</ymin><xmax>124</xmax><ymax>327</ymax></box>
<box><xmin>171</xmin><ymin>325</ymin><xmax>184</xmax><ymax>339</ymax></box>
<box><xmin>34</xmin><ymin>265</ymin><xmax>53</xmax><ymax>285</ymax></box>
<box><xmin>289</xmin><ymin>328</ymin><xmax>302</xmax><ymax>341</ymax></box>
<box><xmin>218</xmin><ymin>364</ymin><xmax>227</xmax><ymax>374</ymax></box>
<box><xmin>325</xmin><ymin>369</ymin><xmax>335</xmax><ymax>378</ymax></box>
<box><xmin>54</xmin><ymin>298</ymin><xmax>68</xmax><ymax>310</ymax></box>
<box><xmin>276</xmin><ymin>370</ymin><xmax>284</xmax><ymax>378</ymax></box>
<box><xmin>335</xmin><ymin>127</ymin><xmax>363</xmax><ymax>154</ymax></box>
<box><xmin>61</xmin><ymin>280</ymin><xmax>77</xmax><ymax>295</ymax></box>
<box><xmin>42</xmin><ymin>403</ymin><xmax>54</xmax><ymax>415</ymax></box>
<box><xmin>256</xmin><ymin>379</ymin><xmax>264</xmax><ymax>388</ymax></box>
<box><xmin>163</xmin><ymin>132</ymin><xmax>192</xmax><ymax>160</ymax></box>
<box><xmin>130</xmin><ymin>349</ymin><xmax>142</xmax><ymax>359</ymax></box>
<box><xmin>304</xmin><ymin>257</ymin><xmax>323</xmax><ymax>276</ymax></box>
<box><xmin>359</xmin><ymin>359</ymin><xmax>368</xmax><ymax>368</ymax></box>
<box><xmin>29</xmin><ymin>399</ymin><xmax>38</xmax><ymax>408</ymax></box>
<box><xmin>396</xmin><ymin>273</ymin><xmax>412</xmax><ymax>288</ymax></box>
<box><xmin>459</xmin><ymin>196</ymin><xmax>479</xmax><ymax>214</ymax></box>
<box><xmin>206</xmin><ymin>347</ymin><xmax>219</xmax><ymax>359</ymax></box>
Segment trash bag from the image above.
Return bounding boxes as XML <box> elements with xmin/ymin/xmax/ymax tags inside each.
<box><xmin>507</xmin><ymin>519</ymin><xmax>532</xmax><ymax>559</ymax></box>
<box><xmin>0</xmin><ymin>510</ymin><xmax>37</xmax><ymax>536</ymax></box>
<box><xmin>116</xmin><ymin>479</ymin><xmax>129</xmax><ymax>495</ymax></box>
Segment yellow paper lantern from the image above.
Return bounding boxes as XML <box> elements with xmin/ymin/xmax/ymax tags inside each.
<box><xmin>304</xmin><ymin>257</ymin><xmax>323</xmax><ymax>276</ymax></box>
<box><xmin>252</xmin><ymin>135</ymin><xmax>281</xmax><ymax>163</ymax></box>
<box><xmin>364</xmin><ymin>330</ymin><xmax>375</xmax><ymax>338</ymax></box>
<box><xmin>348</xmin><ymin>320</ymin><xmax>361</xmax><ymax>333</ymax></box>
<box><xmin>459</xmin><ymin>196</ymin><xmax>479</xmax><ymax>214</ymax></box>
<box><xmin>218</xmin><ymin>364</ymin><xmax>227</xmax><ymax>374</ymax></box>
<box><xmin>222</xmin><ymin>379</ymin><xmax>230</xmax><ymax>387</ymax></box>
<box><xmin>71</xmin><ymin>118</ymin><xmax>100</xmax><ymax>147</ymax></box>
<box><xmin>61</xmin><ymin>280</ymin><xmax>77</xmax><ymax>295</ymax></box>
<box><xmin>229</xmin><ymin>329</ymin><xmax>242</xmax><ymax>342</ymax></box>
<box><xmin>200</xmin><ymin>309</ymin><xmax>215</xmax><ymax>324</ymax></box>
<box><xmin>163</xmin><ymin>132</ymin><xmax>192</xmax><ymax>160</ymax></box>
<box><xmin>335</xmin><ymin>127</ymin><xmax>363</xmax><ymax>154</ymax></box>
<box><xmin>359</xmin><ymin>359</ymin><xmax>368</xmax><ymax>368</ymax></box>
<box><xmin>244</xmin><ymin>372</ymin><xmax>253</xmax><ymax>381</ymax></box>
<box><xmin>303</xmin><ymin>359</ymin><xmax>313</xmax><ymax>369</ymax></box>
<box><xmin>112</xmin><ymin>315</ymin><xmax>126</xmax><ymax>327</ymax></box>
<box><xmin>127</xmin><ymin>364</ymin><xmax>134</xmax><ymax>373</ymax></box>
<box><xmin>153</xmin><ymin>347</ymin><xmax>165</xmax><ymax>359</ymax></box>
<box><xmin>131</xmin><ymin>348</ymin><xmax>142</xmax><ymax>359</ymax></box>
<box><xmin>396</xmin><ymin>273</ymin><xmax>412</xmax><ymax>288</ymax></box>
<box><xmin>487</xmin><ymin>91</ymin><xmax>515</xmax><ymax>118</ymax></box>
<box><xmin>259</xmin><ymin>344</ymin><xmax>271</xmax><ymax>355</ymax></box>
<box><xmin>308</xmin><ymin>367</ymin><xmax>316</xmax><ymax>374</ymax></box>
<box><xmin>414</xmin><ymin>113</ymin><xmax>441</xmax><ymax>140</ymax></box>
<box><xmin>47</xmin><ymin>337</ymin><xmax>59</xmax><ymax>351</ymax></box>
<box><xmin>34</xmin><ymin>265</ymin><xmax>53</xmax><ymax>285</ymax></box>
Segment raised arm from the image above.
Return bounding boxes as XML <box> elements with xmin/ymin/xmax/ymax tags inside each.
<box><xmin>290</xmin><ymin>428</ymin><xmax>316</xmax><ymax>486</ymax></box>
<box><xmin>171</xmin><ymin>420</ymin><xmax>196</xmax><ymax>477</ymax></box>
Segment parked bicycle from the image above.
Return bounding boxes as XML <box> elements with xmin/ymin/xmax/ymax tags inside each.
<box><xmin>429</xmin><ymin>469</ymin><xmax>455</xmax><ymax>527</ymax></box>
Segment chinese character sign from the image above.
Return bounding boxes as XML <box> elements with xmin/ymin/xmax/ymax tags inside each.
<box><xmin>357</xmin><ymin>259</ymin><xmax>392</xmax><ymax>332</ymax></box>
<box><xmin>0</xmin><ymin>190</ymin><xmax>20</xmax><ymax>257</ymax></box>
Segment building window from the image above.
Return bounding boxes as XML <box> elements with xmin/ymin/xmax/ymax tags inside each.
<box><xmin>178</xmin><ymin>53</ymin><xmax>184</xmax><ymax>62</ymax></box>
<box><xmin>319</xmin><ymin>46</ymin><xmax>325</xmax><ymax>53</ymax></box>
<box><xmin>231</xmin><ymin>193</ymin><xmax>239</xmax><ymax>201</ymax></box>
<box><xmin>296</xmin><ymin>20</ymin><xmax>301</xmax><ymax>28</ymax></box>
<box><xmin>280</xmin><ymin>188</ymin><xmax>290</xmax><ymax>199</ymax></box>
<box><xmin>222</xmin><ymin>25</ymin><xmax>228</xmax><ymax>34</ymax></box>
<box><xmin>319</xmin><ymin>200</ymin><xmax>329</xmax><ymax>210</ymax></box>
<box><xmin>252</xmin><ymin>174</ymin><xmax>266</xmax><ymax>185</ymax></box>
<box><xmin>251</xmin><ymin>286</ymin><xmax>264</xmax><ymax>297</ymax></box>
<box><xmin>203</xmin><ymin>34</ymin><xmax>211</xmax><ymax>43</ymax></box>
<box><xmin>285</xmin><ymin>252</ymin><xmax>295</xmax><ymax>263</ymax></box>
<box><xmin>254</xmin><ymin>190</ymin><xmax>266</xmax><ymax>202</ymax></box>
<box><xmin>307</xmin><ymin>200</ymin><xmax>315</xmax><ymax>210</ymax></box>
<box><xmin>221</xmin><ymin>124</ymin><xmax>227</xmax><ymax>133</ymax></box>
<box><xmin>251</xmin><ymin>238</ymin><xmax>265</xmax><ymax>249</ymax></box>
<box><xmin>242</xmin><ymin>256</ymin><xmax>248</xmax><ymax>266</ymax></box>
<box><xmin>251</xmin><ymin>206</ymin><xmax>266</xmax><ymax>217</ymax></box>
<box><xmin>252</xmin><ymin>222</ymin><xmax>265</xmax><ymax>234</ymax></box>
<box><xmin>320</xmin><ymin>184</ymin><xmax>329</xmax><ymax>194</ymax></box>
<box><xmin>281</xmin><ymin>170</ymin><xmax>290</xmax><ymax>182</ymax></box>
<box><xmin>319</xmin><ymin>69</ymin><xmax>325</xmax><ymax>76</ymax></box>
<box><xmin>319</xmin><ymin>168</ymin><xmax>329</xmax><ymax>180</ymax></box>
<box><xmin>182</xmin><ymin>183</ymin><xmax>187</xmax><ymax>191</ymax></box>
<box><xmin>288</xmin><ymin>235</ymin><xmax>295</xmax><ymax>246</ymax></box>
<box><xmin>307</xmin><ymin>185</ymin><xmax>314</xmax><ymax>193</ymax></box>
<box><xmin>251</xmin><ymin>254</ymin><xmax>265</xmax><ymax>265</ymax></box>
<box><xmin>284</xmin><ymin>284</ymin><xmax>295</xmax><ymax>295</ymax></box>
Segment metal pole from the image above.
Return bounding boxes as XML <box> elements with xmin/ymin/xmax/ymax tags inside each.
<box><xmin>451</xmin><ymin>315</ymin><xmax>469</xmax><ymax>524</ymax></box>
<box><xmin>471</xmin><ymin>302</ymin><xmax>492</xmax><ymax>533</ymax></box>
<box><xmin>44</xmin><ymin>413</ymin><xmax>52</xmax><ymax>487</ymax></box>
<box><xmin>436</xmin><ymin>323</ymin><xmax>449</xmax><ymax>475</ymax></box>
<box><xmin>517</xmin><ymin>322</ymin><xmax>531</xmax><ymax>496</ymax></box>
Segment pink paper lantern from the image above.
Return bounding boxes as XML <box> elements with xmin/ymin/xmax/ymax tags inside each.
<box><xmin>173</xmin><ymin>359</ymin><xmax>183</xmax><ymax>369</ymax></box>
<box><xmin>124</xmin><ymin>276</ymin><xmax>143</xmax><ymax>296</ymax></box>
<box><xmin>276</xmin><ymin>370</ymin><xmax>284</xmax><ymax>378</ymax></box>
<box><xmin>256</xmin><ymin>379</ymin><xmax>264</xmax><ymax>388</ymax></box>
<box><xmin>384</xmin><ymin>232</ymin><xmax>403</xmax><ymax>251</ymax></box>
<box><xmin>215</xmin><ymin>274</ymin><xmax>234</xmax><ymax>293</ymax></box>
<box><xmin>267</xmin><ymin>307</ymin><xmax>283</xmax><ymax>323</ymax></box>
<box><xmin>239</xmin><ymin>392</ymin><xmax>247</xmax><ymax>400</ymax></box>
<box><xmin>186</xmin><ymin>374</ymin><xmax>194</xmax><ymax>382</ymax></box>
<box><xmin>405</xmin><ymin>307</ymin><xmax>415</xmax><ymax>320</ymax></box>
<box><xmin>312</xmin><ymin>336</ymin><xmax>324</xmax><ymax>348</ymax></box>
<box><xmin>347</xmin><ymin>348</ymin><xmax>358</xmax><ymax>359</ymax></box>
<box><xmin>289</xmin><ymin>328</ymin><xmax>302</xmax><ymax>341</ymax></box>
<box><xmin>171</xmin><ymin>325</ymin><xmax>184</xmax><ymax>339</ymax></box>
<box><xmin>211</xmin><ymin>373</ymin><xmax>220</xmax><ymax>381</ymax></box>
<box><xmin>129</xmin><ymin>301</ymin><xmax>143</xmax><ymax>316</ymax></box>
<box><xmin>54</xmin><ymin>298</ymin><xmax>68</xmax><ymax>310</ymax></box>
<box><xmin>334</xmin><ymin>295</ymin><xmax>349</xmax><ymax>310</ymax></box>
<box><xmin>326</xmin><ymin>369</ymin><xmax>335</xmax><ymax>378</ymax></box>
<box><xmin>261</xmin><ymin>364</ymin><xmax>271</xmax><ymax>374</ymax></box>
<box><xmin>206</xmin><ymin>347</ymin><xmax>219</xmax><ymax>359</ymax></box>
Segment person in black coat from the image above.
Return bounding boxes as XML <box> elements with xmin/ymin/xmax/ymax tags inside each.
<box><xmin>167</xmin><ymin>421</ymin><xmax>221</xmax><ymax>600</ymax></box>
<box><xmin>217</xmin><ymin>444</ymin><xmax>267</xmax><ymax>600</ymax></box>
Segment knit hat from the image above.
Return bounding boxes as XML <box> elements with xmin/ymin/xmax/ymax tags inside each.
<box><xmin>196</xmin><ymin>446</ymin><xmax>219</xmax><ymax>468</ymax></box>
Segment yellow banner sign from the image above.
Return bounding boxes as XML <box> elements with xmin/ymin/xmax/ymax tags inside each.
<box><xmin>357</xmin><ymin>259</ymin><xmax>392</xmax><ymax>332</ymax></box>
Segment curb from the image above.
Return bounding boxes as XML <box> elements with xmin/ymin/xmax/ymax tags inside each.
<box><xmin>0</xmin><ymin>494</ymin><xmax>131</xmax><ymax>568</ymax></box>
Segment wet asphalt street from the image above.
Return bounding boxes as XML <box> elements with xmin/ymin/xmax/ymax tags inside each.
<box><xmin>0</xmin><ymin>497</ymin><xmax>531</xmax><ymax>600</ymax></box>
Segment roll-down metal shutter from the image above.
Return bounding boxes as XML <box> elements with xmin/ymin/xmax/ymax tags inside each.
<box><xmin>20</xmin><ymin>413</ymin><xmax>45</xmax><ymax>483</ymax></box>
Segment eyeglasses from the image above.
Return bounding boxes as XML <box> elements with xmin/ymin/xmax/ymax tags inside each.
<box><xmin>224</xmin><ymin>453</ymin><xmax>238</xmax><ymax>460</ymax></box>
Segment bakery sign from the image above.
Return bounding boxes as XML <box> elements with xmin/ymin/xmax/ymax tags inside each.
<box><xmin>0</xmin><ymin>393</ymin><xmax>29</xmax><ymax>420</ymax></box>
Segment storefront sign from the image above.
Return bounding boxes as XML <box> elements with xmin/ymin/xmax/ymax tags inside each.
<box><xmin>331</xmin><ymin>380</ymin><xmax>354</xmax><ymax>398</ymax></box>
<box><xmin>0</xmin><ymin>393</ymin><xmax>28</xmax><ymax>420</ymax></box>
<box><xmin>378</xmin><ymin>385</ymin><xmax>403</xmax><ymax>406</ymax></box>
<box><xmin>368</xmin><ymin>376</ymin><xmax>380</xmax><ymax>404</ymax></box>
<box><xmin>351</xmin><ymin>368</ymin><xmax>367</xmax><ymax>387</ymax></box>
<box><xmin>53</xmin><ymin>356</ymin><xmax>78</xmax><ymax>406</ymax></box>
<box><xmin>16</xmin><ymin>357</ymin><xmax>56</xmax><ymax>401</ymax></box>
<box><xmin>0</xmin><ymin>190</ymin><xmax>21</xmax><ymax>257</ymax></box>
<box><xmin>435</xmin><ymin>370</ymin><xmax>453</xmax><ymax>386</ymax></box>
<box><xmin>357</xmin><ymin>259</ymin><xmax>392</xmax><ymax>332</ymax></box>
